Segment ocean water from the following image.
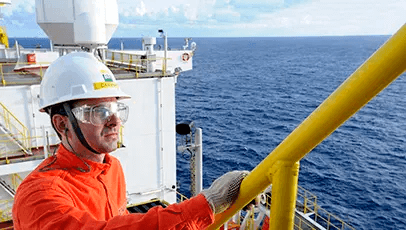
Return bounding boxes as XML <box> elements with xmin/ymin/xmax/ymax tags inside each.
<box><xmin>13</xmin><ymin>36</ymin><xmax>406</xmax><ymax>229</ymax></box>
<box><xmin>174</xmin><ymin>36</ymin><xmax>406</xmax><ymax>230</ymax></box>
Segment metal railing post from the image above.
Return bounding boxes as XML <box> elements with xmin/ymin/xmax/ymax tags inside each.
<box><xmin>191</xmin><ymin>128</ymin><xmax>203</xmax><ymax>196</ymax></box>
<box><xmin>39</xmin><ymin>64</ymin><xmax>43</xmax><ymax>77</ymax></box>
<box><xmin>129</xmin><ymin>54</ymin><xmax>133</xmax><ymax>70</ymax></box>
<box><xmin>269</xmin><ymin>161</ymin><xmax>299</xmax><ymax>230</ymax></box>
<box><xmin>0</xmin><ymin>63</ymin><xmax>5</xmax><ymax>86</ymax></box>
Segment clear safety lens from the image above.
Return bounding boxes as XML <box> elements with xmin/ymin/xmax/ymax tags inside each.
<box><xmin>72</xmin><ymin>102</ymin><xmax>129</xmax><ymax>125</ymax></box>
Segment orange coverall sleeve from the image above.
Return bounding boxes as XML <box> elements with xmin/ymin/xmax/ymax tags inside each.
<box><xmin>13</xmin><ymin>188</ymin><xmax>214</xmax><ymax>230</ymax></box>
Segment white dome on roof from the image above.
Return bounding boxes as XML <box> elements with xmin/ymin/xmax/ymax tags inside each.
<box><xmin>36</xmin><ymin>0</ymin><xmax>118</xmax><ymax>47</ymax></box>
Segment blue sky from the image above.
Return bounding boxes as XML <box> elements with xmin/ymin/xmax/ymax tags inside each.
<box><xmin>1</xmin><ymin>0</ymin><xmax>405</xmax><ymax>38</ymax></box>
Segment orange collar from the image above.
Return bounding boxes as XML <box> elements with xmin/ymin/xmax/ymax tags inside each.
<box><xmin>51</xmin><ymin>144</ymin><xmax>112</xmax><ymax>176</ymax></box>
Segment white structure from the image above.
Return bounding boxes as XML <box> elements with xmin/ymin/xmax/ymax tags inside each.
<box><xmin>36</xmin><ymin>0</ymin><xmax>118</xmax><ymax>48</ymax></box>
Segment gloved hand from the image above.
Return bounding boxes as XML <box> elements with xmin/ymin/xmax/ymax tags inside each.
<box><xmin>201</xmin><ymin>170</ymin><xmax>249</xmax><ymax>214</ymax></box>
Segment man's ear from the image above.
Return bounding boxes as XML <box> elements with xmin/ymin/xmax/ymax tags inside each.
<box><xmin>52</xmin><ymin>114</ymin><xmax>69</xmax><ymax>136</ymax></box>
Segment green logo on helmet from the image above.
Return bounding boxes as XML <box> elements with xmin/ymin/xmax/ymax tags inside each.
<box><xmin>101</xmin><ymin>70</ymin><xmax>113</xmax><ymax>82</ymax></box>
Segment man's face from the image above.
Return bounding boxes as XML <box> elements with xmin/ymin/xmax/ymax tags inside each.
<box><xmin>71</xmin><ymin>97</ymin><xmax>122</xmax><ymax>154</ymax></box>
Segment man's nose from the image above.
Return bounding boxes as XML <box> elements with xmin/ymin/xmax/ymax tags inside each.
<box><xmin>106</xmin><ymin>113</ymin><xmax>121</xmax><ymax>126</ymax></box>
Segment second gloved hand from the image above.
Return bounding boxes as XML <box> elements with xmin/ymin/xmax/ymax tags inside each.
<box><xmin>201</xmin><ymin>170</ymin><xmax>249</xmax><ymax>214</ymax></box>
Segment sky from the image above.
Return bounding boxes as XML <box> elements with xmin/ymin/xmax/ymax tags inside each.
<box><xmin>0</xmin><ymin>0</ymin><xmax>405</xmax><ymax>38</ymax></box>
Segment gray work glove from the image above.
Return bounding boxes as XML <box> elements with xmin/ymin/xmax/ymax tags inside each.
<box><xmin>201</xmin><ymin>170</ymin><xmax>249</xmax><ymax>214</ymax></box>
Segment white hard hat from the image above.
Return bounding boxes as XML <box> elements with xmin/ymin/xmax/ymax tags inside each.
<box><xmin>39</xmin><ymin>52</ymin><xmax>131</xmax><ymax>112</ymax></box>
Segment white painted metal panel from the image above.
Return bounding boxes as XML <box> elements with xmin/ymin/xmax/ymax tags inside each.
<box><xmin>110</xmin><ymin>77</ymin><xmax>177</xmax><ymax>204</ymax></box>
<box><xmin>36</xmin><ymin>0</ymin><xmax>118</xmax><ymax>45</ymax></box>
<box><xmin>36</xmin><ymin>0</ymin><xmax>74</xmax><ymax>22</ymax></box>
<box><xmin>74</xmin><ymin>1</ymin><xmax>106</xmax><ymax>44</ymax></box>
<box><xmin>104</xmin><ymin>0</ymin><xmax>119</xmax><ymax>41</ymax></box>
<box><xmin>32</xmin><ymin>52</ymin><xmax>60</xmax><ymax>64</ymax></box>
<box><xmin>0</xmin><ymin>160</ymin><xmax>43</xmax><ymax>176</ymax></box>
<box><xmin>0</xmin><ymin>85</ymin><xmax>58</xmax><ymax>149</ymax></box>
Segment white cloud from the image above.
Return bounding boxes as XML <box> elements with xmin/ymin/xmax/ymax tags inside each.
<box><xmin>1</xmin><ymin>0</ymin><xmax>35</xmax><ymax>17</ymax></box>
<box><xmin>113</xmin><ymin>0</ymin><xmax>406</xmax><ymax>37</ymax></box>
<box><xmin>252</xmin><ymin>0</ymin><xmax>406</xmax><ymax>36</ymax></box>
<box><xmin>183</xmin><ymin>3</ymin><xmax>199</xmax><ymax>21</ymax></box>
<box><xmin>230</xmin><ymin>0</ymin><xmax>284</xmax><ymax>7</ymax></box>
<box><xmin>1</xmin><ymin>0</ymin><xmax>405</xmax><ymax>37</ymax></box>
<box><xmin>11</xmin><ymin>19</ymin><xmax>24</xmax><ymax>27</ymax></box>
<box><xmin>170</xmin><ymin>6</ymin><xmax>180</xmax><ymax>14</ymax></box>
<box><xmin>135</xmin><ymin>1</ymin><xmax>147</xmax><ymax>16</ymax></box>
<box><xmin>212</xmin><ymin>6</ymin><xmax>241</xmax><ymax>22</ymax></box>
<box><xmin>118</xmin><ymin>0</ymin><xmax>217</xmax><ymax>22</ymax></box>
<box><xmin>119</xmin><ymin>23</ymin><xmax>137</xmax><ymax>29</ymax></box>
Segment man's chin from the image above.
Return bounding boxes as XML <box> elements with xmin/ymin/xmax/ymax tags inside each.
<box><xmin>97</xmin><ymin>140</ymin><xmax>119</xmax><ymax>153</ymax></box>
<box><xmin>97</xmin><ymin>146</ymin><xmax>117</xmax><ymax>154</ymax></box>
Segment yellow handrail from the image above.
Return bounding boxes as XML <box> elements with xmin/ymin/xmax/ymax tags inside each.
<box><xmin>208</xmin><ymin>23</ymin><xmax>406</xmax><ymax>229</ymax></box>
<box><xmin>0</xmin><ymin>102</ymin><xmax>31</xmax><ymax>153</ymax></box>
<box><xmin>0</xmin><ymin>199</ymin><xmax>13</xmax><ymax>222</ymax></box>
<box><xmin>11</xmin><ymin>173</ymin><xmax>23</xmax><ymax>191</ymax></box>
<box><xmin>0</xmin><ymin>61</ymin><xmax>50</xmax><ymax>86</ymax></box>
<box><xmin>0</xmin><ymin>63</ymin><xmax>5</xmax><ymax>86</ymax></box>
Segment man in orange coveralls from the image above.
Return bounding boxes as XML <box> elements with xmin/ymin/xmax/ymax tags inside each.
<box><xmin>12</xmin><ymin>52</ymin><xmax>248</xmax><ymax>229</ymax></box>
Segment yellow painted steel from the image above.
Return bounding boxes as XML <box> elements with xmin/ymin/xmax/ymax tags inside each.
<box><xmin>259</xmin><ymin>186</ymin><xmax>354</xmax><ymax>229</ymax></box>
<box><xmin>0</xmin><ymin>102</ymin><xmax>31</xmax><ymax>152</ymax></box>
<box><xmin>1</xmin><ymin>63</ymin><xmax>5</xmax><ymax>86</ymax></box>
<box><xmin>269</xmin><ymin>161</ymin><xmax>299</xmax><ymax>230</ymax></box>
<box><xmin>11</xmin><ymin>173</ymin><xmax>23</xmax><ymax>191</ymax></box>
<box><xmin>0</xmin><ymin>26</ymin><xmax>9</xmax><ymax>48</ymax></box>
<box><xmin>208</xmin><ymin>23</ymin><xmax>406</xmax><ymax>230</ymax></box>
<box><xmin>39</xmin><ymin>65</ymin><xmax>43</xmax><ymax>77</ymax></box>
<box><xmin>0</xmin><ymin>199</ymin><xmax>13</xmax><ymax>222</ymax></box>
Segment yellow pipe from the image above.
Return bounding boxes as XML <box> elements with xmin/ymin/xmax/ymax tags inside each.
<box><xmin>39</xmin><ymin>65</ymin><xmax>43</xmax><ymax>77</ymax></box>
<box><xmin>0</xmin><ymin>26</ymin><xmax>9</xmax><ymax>48</ymax></box>
<box><xmin>129</xmin><ymin>54</ymin><xmax>133</xmax><ymax>70</ymax></box>
<box><xmin>0</xmin><ymin>63</ymin><xmax>5</xmax><ymax>86</ymax></box>
<box><xmin>269</xmin><ymin>161</ymin><xmax>299</xmax><ymax>230</ymax></box>
<box><xmin>208</xmin><ymin>23</ymin><xmax>406</xmax><ymax>229</ymax></box>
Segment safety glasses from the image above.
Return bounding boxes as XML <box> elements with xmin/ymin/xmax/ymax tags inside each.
<box><xmin>71</xmin><ymin>102</ymin><xmax>129</xmax><ymax>125</ymax></box>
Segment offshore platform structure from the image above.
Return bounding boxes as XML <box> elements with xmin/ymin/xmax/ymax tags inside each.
<box><xmin>0</xmin><ymin>0</ymin><xmax>196</xmax><ymax>225</ymax></box>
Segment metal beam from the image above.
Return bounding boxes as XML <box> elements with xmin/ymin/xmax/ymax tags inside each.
<box><xmin>269</xmin><ymin>161</ymin><xmax>300</xmax><ymax>230</ymax></box>
<box><xmin>0</xmin><ymin>159</ymin><xmax>43</xmax><ymax>176</ymax></box>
